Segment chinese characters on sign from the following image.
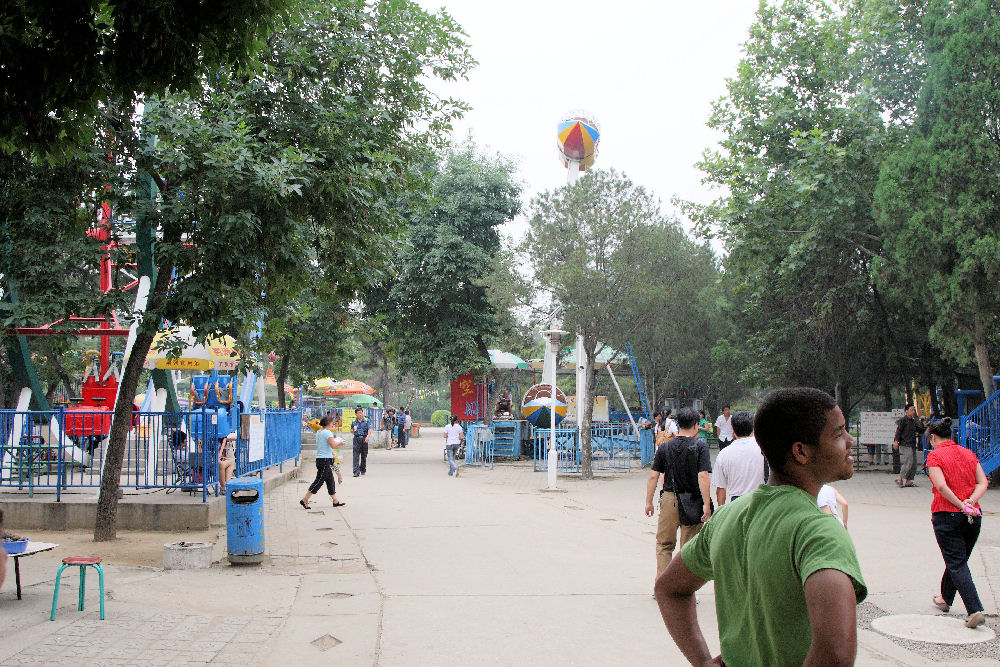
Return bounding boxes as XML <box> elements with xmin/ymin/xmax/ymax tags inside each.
<box><xmin>450</xmin><ymin>373</ymin><xmax>480</xmax><ymax>421</ymax></box>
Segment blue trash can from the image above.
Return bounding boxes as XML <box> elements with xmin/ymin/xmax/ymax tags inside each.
<box><xmin>226</xmin><ymin>477</ymin><xmax>265</xmax><ymax>564</ymax></box>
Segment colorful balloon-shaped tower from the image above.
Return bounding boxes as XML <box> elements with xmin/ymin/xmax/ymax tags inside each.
<box><xmin>557</xmin><ymin>113</ymin><xmax>600</xmax><ymax>183</ymax></box>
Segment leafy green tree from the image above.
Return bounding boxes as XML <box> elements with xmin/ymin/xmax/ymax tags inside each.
<box><xmin>381</xmin><ymin>141</ymin><xmax>522</xmax><ymax>416</ymax></box>
<box><xmin>1</xmin><ymin>0</ymin><xmax>293</xmax><ymax>159</ymax></box>
<box><xmin>525</xmin><ymin>169</ymin><xmax>667</xmax><ymax>479</ymax></box>
<box><xmin>875</xmin><ymin>0</ymin><xmax>1000</xmax><ymax>398</ymax></box>
<box><xmin>686</xmin><ymin>0</ymin><xmax>933</xmax><ymax>414</ymax></box>
<box><xmin>613</xmin><ymin>222</ymin><xmax>722</xmax><ymax>411</ymax></box>
<box><xmin>0</xmin><ymin>0</ymin><xmax>473</xmax><ymax>540</ymax></box>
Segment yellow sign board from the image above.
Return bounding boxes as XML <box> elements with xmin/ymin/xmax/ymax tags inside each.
<box><xmin>155</xmin><ymin>358</ymin><xmax>213</xmax><ymax>371</ymax></box>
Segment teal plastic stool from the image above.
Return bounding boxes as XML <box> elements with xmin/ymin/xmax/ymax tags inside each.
<box><xmin>50</xmin><ymin>556</ymin><xmax>105</xmax><ymax>621</ymax></box>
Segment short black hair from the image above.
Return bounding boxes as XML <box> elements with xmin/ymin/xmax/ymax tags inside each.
<box><xmin>722</xmin><ymin>404</ymin><xmax>731</xmax><ymax>410</ymax></box>
<box><xmin>652</xmin><ymin>410</ymin><xmax>662</xmax><ymax>419</ymax></box>
<box><xmin>699</xmin><ymin>410</ymin><xmax>705</xmax><ymax>418</ymax></box>
<box><xmin>319</xmin><ymin>415</ymin><xmax>333</xmax><ymax>427</ymax></box>
<box><xmin>663</xmin><ymin>408</ymin><xmax>672</xmax><ymax>418</ymax></box>
<box><xmin>927</xmin><ymin>417</ymin><xmax>953</xmax><ymax>439</ymax></box>
<box><xmin>676</xmin><ymin>407</ymin><xmax>699</xmax><ymax>430</ymax></box>
<box><xmin>905</xmin><ymin>403</ymin><xmax>914</xmax><ymax>411</ymax></box>
<box><xmin>731</xmin><ymin>410</ymin><xmax>754</xmax><ymax>438</ymax></box>
<box><xmin>754</xmin><ymin>388</ymin><xmax>838</xmax><ymax>474</ymax></box>
<box><xmin>355</xmin><ymin>407</ymin><xmax>364</xmax><ymax>414</ymax></box>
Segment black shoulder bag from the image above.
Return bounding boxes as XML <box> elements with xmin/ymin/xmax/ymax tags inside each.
<box><xmin>668</xmin><ymin>440</ymin><xmax>710</xmax><ymax>526</ymax></box>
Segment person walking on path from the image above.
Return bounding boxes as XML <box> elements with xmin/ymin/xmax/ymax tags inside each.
<box><xmin>818</xmin><ymin>484</ymin><xmax>848</xmax><ymax>529</ymax></box>
<box><xmin>397</xmin><ymin>409</ymin><xmax>409</xmax><ymax>449</ymax></box>
<box><xmin>655</xmin><ymin>387</ymin><xmax>866</xmax><ymax>667</ymax></box>
<box><xmin>712</xmin><ymin>410</ymin><xmax>764</xmax><ymax>505</ymax></box>
<box><xmin>301</xmin><ymin>415</ymin><xmax>345</xmax><ymax>508</ymax></box>
<box><xmin>644</xmin><ymin>407</ymin><xmax>712</xmax><ymax>579</ymax></box>
<box><xmin>443</xmin><ymin>415</ymin><xmax>464</xmax><ymax>477</ymax></box>
<box><xmin>352</xmin><ymin>407</ymin><xmax>371</xmax><ymax>477</ymax></box>
<box><xmin>893</xmin><ymin>404</ymin><xmax>924</xmax><ymax>487</ymax></box>
<box><xmin>714</xmin><ymin>405</ymin><xmax>734</xmax><ymax>450</ymax></box>
<box><xmin>926</xmin><ymin>417</ymin><xmax>988</xmax><ymax>628</ymax></box>
<box><xmin>697</xmin><ymin>410</ymin><xmax>713</xmax><ymax>444</ymax></box>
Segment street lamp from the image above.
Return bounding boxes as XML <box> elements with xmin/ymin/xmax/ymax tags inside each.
<box><xmin>541</xmin><ymin>328</ymin><xmax>567</xmax><ymax>490</ymax></box>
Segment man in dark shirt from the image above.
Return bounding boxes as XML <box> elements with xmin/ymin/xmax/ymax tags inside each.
<box><xmin>644</xmin><ymin>407</ymin><xmax>712</xmax><ymax>579</ymax></box>
<box><xmin>893</xmin><ymin>404</ymin><xmax>923</xmax><ymax>487</ymax></box>
<box><xmin>351</xmin><ymin>407</ymin><xmax>370</xmax><ymax>477</ymax></box>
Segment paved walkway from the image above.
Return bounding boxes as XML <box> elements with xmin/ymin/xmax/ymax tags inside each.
<box><xmin>1</xmin><ymin>429</ymin><xmax>998</xmax><ymax>665</ymax></box>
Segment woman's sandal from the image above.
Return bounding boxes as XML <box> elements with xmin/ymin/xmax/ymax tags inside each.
<box><xmin>299</xmin><ymin>499</ymin><xmax>310</xmax><ymax>510</ymax></box>
<box><xmin>332</xmin><ymin>502</ymin><xmax>346</xmax><ymax>507</ymax></box>
<box><xmin>932</xmin><ymin>595</ymin><xmax>949</xmax><ymax>612</ymax></box>
<box><xmin>966</xmin><ymin>611</ymin><xmax>986</xmax><ymax>628</ymax></box>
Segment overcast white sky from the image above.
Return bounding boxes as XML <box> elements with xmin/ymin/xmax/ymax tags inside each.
<box><xmin>417</xmin><ymin>0</ymin><xmax>761</xmax><ymax>243</ymax></box>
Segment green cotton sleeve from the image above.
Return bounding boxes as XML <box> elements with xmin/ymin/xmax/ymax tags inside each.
<box><xmin>794</xmin><ymin>515</ymin><xmax>868</xmax><ymax>603</ymax></box>
<box><xmin>680</xmin><ymin>517</ymin><xmax>716</xmax><ymax>582</ymax></box>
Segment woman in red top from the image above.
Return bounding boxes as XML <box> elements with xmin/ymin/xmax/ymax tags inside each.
<box><xmin>925</xmin><ymin>418</ymin><xmax>988</xmax><ymax>629</ymax></box>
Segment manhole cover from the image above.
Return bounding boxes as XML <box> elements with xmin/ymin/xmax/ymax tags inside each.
<box><xmin>311</xmin><ymin>634</ymin><xmax>342</xmax><ymax>651</ymax></box>
<box><xmin>316</xmin><ymin>592</ymin><xmax>353</xmax><ymax>599</ymax></box>
<box><xmin>871</xmin><ymin>614</ymin><xmax>995</xmax><ymax>645</ymax></box>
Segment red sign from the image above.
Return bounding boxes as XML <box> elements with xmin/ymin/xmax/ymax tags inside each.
<box><xmin>451</xmin><ymin>373</ymin><xmax>480</xmax><ymax>422</ymax></box>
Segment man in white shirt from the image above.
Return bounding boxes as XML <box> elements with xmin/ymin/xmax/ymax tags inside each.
<box><xmin>712</xmin><ymin>410</ymin><xmax>765</xmax><ymax>504</ymax></box>
<box><xmin>714</xmin><ymin>405</ymin><xmax>735</xmax><ymax>450</ymax></box>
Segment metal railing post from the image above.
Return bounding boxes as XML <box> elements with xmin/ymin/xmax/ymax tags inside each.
<box><xmin>57</xmin><ymin>407</ymin><xmax>64</xmax><ymax>502</ymax></box>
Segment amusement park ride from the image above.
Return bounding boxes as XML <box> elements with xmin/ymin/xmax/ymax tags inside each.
<box><xmin>6</xmin><ymin>198</ymin><xmax>260</xmax><ymax>470</ymax></box>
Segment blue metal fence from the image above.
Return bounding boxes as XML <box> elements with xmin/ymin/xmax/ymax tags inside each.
<box><xmin>0</xmin><ymin>407</ymin><xmax>301</xmax><ymax>502</ymax></box>
<box><xmin>464</xmin><ymin>423</ymin><xmax>495</xmax><ymax>469</ymax></box>
<box><xmin>530</xmin><ymin>424</ymin><xmax>641</xmax><ymax>473</ymax></box>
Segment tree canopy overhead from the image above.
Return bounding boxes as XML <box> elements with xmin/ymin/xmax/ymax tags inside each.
<box><xmin>1</xmin><ymin>0</ymin><xmax>294</xmax><ymax>159</ymax></box>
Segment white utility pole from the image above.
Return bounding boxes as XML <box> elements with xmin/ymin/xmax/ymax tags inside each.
<box><xmin>541</xmin><ymin>328</ymin><xmax>567</xmax><ymax>490</ymax></box>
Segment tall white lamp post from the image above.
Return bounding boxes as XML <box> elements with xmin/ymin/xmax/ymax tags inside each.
<box><xmin>541</xmin><ymin>328</ymin><xmax>567</xmax><ymax>490</ymax></box>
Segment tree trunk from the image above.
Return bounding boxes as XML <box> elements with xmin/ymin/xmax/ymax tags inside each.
<box><xmin>276</xmin><ymin>341</ymin><xmax>292</xmax><ymax>409</ymax></box>
<box><xmin>970</xmin><ymin>311</ymin><xmax>996</xmax><ymax>398</ymax></box>
<box><xmin>580</xmin><ymin>339</ymin><xmax>597</xmax><ymax>480</ymax></box>
<box><xmin>94</xmin><ymin>259</ymin><xmax>173</xmax><ymax>542</ymax></box>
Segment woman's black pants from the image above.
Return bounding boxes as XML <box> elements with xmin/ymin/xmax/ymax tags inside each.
<box><xmin>308</xmin><ymin>458</ymin><xmax>335</xmax><ymax>495</ymax></box>
<box><xmin>932</xmin><ymin>511</ymin><xmax>983</xmax><ymax>614</ymax></box>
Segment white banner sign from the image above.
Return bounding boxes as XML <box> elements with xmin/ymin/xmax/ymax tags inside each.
<box><xmin>248</xmin><ymin>415</ymin><xmax>266</xmax><ymax>462</ymax></box>
<box><xmin>859</xmin><ymin>410</ymin><xmax>904</xmax><ymax>445</ymax></box>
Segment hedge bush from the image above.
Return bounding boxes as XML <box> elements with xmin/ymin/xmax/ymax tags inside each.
<box><xmin>431</xmin><ymin>409</ymin><xmax>450</xmax><ymax>427</ymax></box>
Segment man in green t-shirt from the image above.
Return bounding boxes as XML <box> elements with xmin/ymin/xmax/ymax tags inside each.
<box><xmin>654</xmin><ymin>387</ymin><xmax>867</xmax><ymax>667</ymax></box>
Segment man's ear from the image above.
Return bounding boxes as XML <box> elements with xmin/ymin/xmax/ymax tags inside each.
<box><xmin>789</xmin><ymin>441</ymin><xmax>812</xmax><ymax>465</ymax></box>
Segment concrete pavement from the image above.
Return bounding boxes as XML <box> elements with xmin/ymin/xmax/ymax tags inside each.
<box><xmin>1</xmin><ymin>427</ymin><xmax>998</xmax><ymax>665</ymax></box>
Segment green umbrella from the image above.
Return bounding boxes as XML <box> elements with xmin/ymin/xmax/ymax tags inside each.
<box><xmin>337</xmin><ymin>394</ymin><xmax>382</xmax><ymax>409</ymax></box>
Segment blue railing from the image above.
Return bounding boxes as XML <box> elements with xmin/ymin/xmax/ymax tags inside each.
<box><xmin>639</xmin><ymin>428</ymin><xmax>655</xmax><ymax>466</ymax></box>
<box><xmin>0</xmin><ymin>407</ymin><xmax>301</xmax><ymax>502</ymax></box>
<box><xmin>960</xmin><ymin>387</ymin><xmax>1000</xmax><ymax>476</ymax></box>
<box><xmin>464</xmin><ymin>423</ymin><xmax>495</xmax><ymax>469</ymax></box>
<box><xmin>531</xmin><ymin>424</ymin><xmax>641</xmax><ymax>473</ymax></box>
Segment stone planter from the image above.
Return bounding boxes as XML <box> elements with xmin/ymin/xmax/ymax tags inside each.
<box><xmin>163</xmin><ymin>541</ymin><xmax>214</xmax><ymax>570</ymax></box>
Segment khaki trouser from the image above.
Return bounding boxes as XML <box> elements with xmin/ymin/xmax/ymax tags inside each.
<box><xmin>656</xmin><ymin>491</ymin><xmax>704</xmax><ymax>578</ymax></box>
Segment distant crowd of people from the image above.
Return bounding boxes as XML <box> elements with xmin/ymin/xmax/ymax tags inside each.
<box><xmin>646</xmin><ymin>390</ymin><xmax>989</xmax><ymax>666</ymax></box>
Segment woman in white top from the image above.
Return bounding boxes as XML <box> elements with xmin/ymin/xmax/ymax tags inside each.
<box><xmin>443</xmin><ymin>414</ymin><xmax>464</xmax><ymax>477</ymax></box>
<box><xmin>817</xmin><ymin>484</ymin><xmax>848</xmax><ymax>528</ymax></box>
